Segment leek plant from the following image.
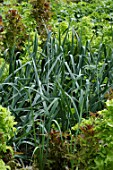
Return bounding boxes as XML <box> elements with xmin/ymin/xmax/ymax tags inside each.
<box><xmin>0</xmin><ymin>27</ymin><xmax>113</xmax><ymax>168</ymax></box>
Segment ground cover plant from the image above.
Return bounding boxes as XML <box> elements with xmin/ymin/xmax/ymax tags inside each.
<box><xmin>0</xmin><ymin>0</ymin><xmax>113</xmax><ymax>169</ymax></box>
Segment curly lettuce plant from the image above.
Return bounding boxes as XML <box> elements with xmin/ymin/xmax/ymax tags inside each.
<box><xmin>72</xmin><ymin>99</ymin><xmax>113</xmax><ymax>170</ymax></box>
<box><xmin>0</xmin><ymin>159</ymin><xmax>10</xmax><ymax>170</ymax></box>
<box><xmin>0</xmin><ymin>105</ymin><xmax>16</xmax><ymax>163</ymax></box>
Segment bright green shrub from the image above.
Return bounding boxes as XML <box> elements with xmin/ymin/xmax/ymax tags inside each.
<box><xmin>72</xmin><ymin>99</ymin><xmax>113</xmax><ymax>170</ymax></box>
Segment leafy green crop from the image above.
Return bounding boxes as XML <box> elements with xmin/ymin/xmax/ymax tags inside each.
<box><xmin>0</xmin><ymin>0</ymin><xmax>113</xmax><ymax>168</ymax></box>
<box><xmin>0</xmin><ymin>159</ymin><xmax>10</xmax><ymax>170</ymax></box>
<box><xmin>50</xmin><ymin>0</ymin><xmax>113</xmax><ymax>50</ymax></box>
<box><xmin>0</xmin><ymin>105</ymin><xmax>16</xmax><ymax>153</ymax></box>
<box><xmin>0</xmin><ymin>105</ymin><xmax>16</xmax><ymax>169</ymax></box>
<box><xmin>72</xmin><ymin>99</ymin><xmax>113</xmax><ymax>169</ymax></box>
